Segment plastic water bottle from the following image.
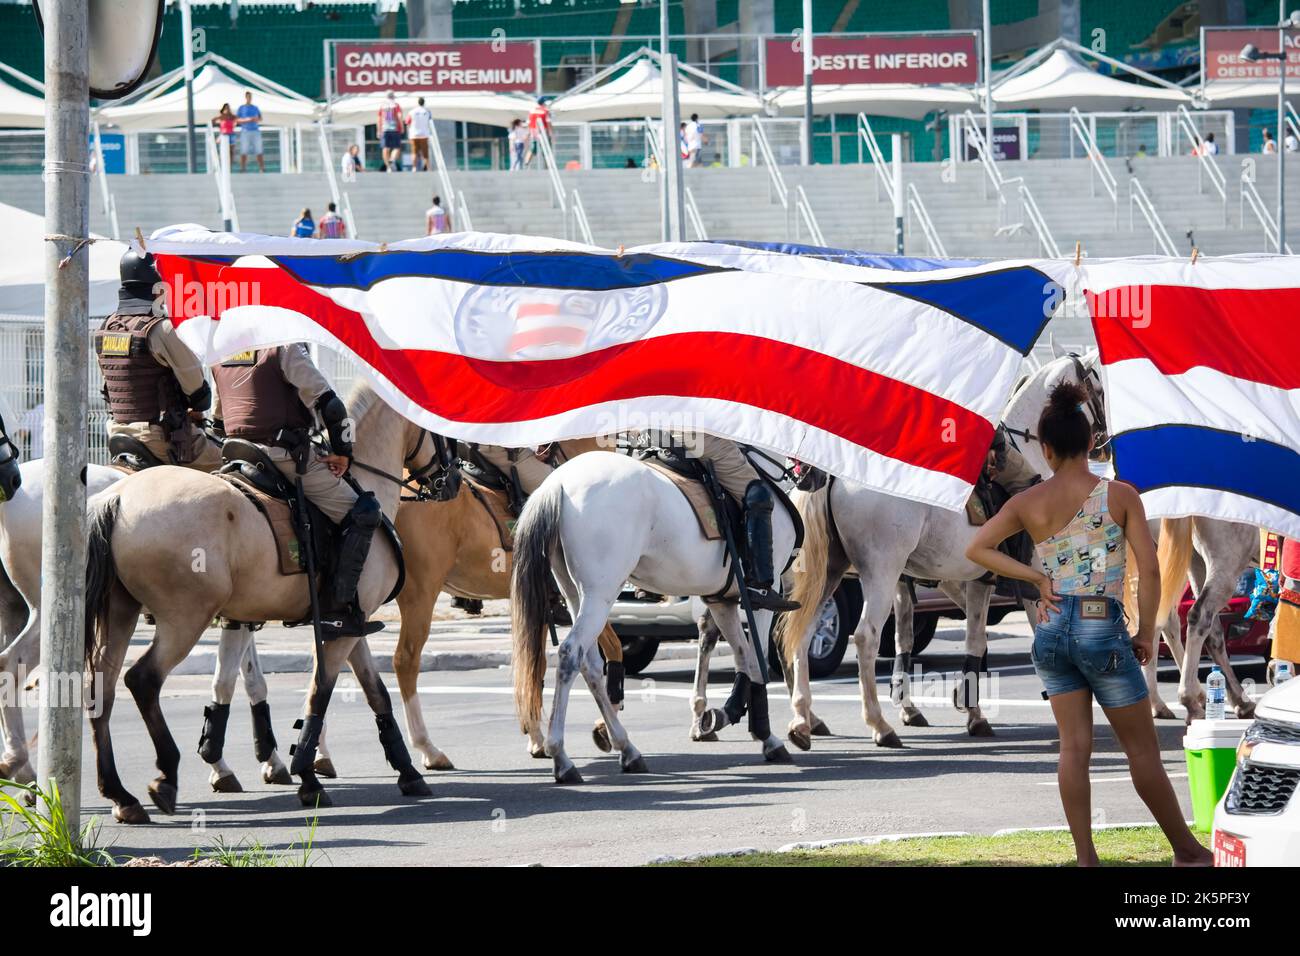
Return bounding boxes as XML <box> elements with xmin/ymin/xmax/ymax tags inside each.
<box><xmin>1205</xmin><ymin>665</ymin><xmax>1227</xmax><ymax>721</ymax></box>
<box><xmin>1275</xmin><ymin>660</ymin><xmax>1294</xmax><ymax>686</ymax></box>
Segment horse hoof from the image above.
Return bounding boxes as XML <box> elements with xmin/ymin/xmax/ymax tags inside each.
<box><xmin>299</xmin><ymin>788</ymin><xmax>332</xmax><ymax>809</ymax></box>
<box><xmin>555</xmin><ymin>765</ymin><xmax>584</xmax><ymax>785</ymax></box>
<box><xmin>810</xmin><ymin>720</ymin><xmax>832</xmax><ymax>737</ymax></box>
<box><xmin>210</xmin><ymin>773</ymin><xmax>243</xmax><ymax>794</ymax></box>
<box><xmin>399</xmin><ymin>775</ymin><xmax>432</xmax><ymax>797</ymax></box>
<box><xmin>264</xmin><ymin>764</ymin><xmax>293</xmax><ymax>785</ymax></box>
<box><xmin>788</xmin><ymin>729</ymin><xmax>812</xmax><ymax>752</ymax></box>
<box><xmin>968</xmin><ymin>719</ymin><xmax>996</xmax><ymax>738</ymax></box>
<box><xmin>763</xmin><ymin>743</ymin><xmax>794</xmax><ymax>764</ymax></box>
<box><xmin>690</xmin><ymin>726</ymin><xmax>718</xmax><ymax>742</ymax></box>
<box><xmin>901</xmin><ymin>709</ymin><xmax>929</xmax><ymax>727</ymax></box>
<box><xmin>591</xmin><ymin>724</ymin><xmax>612</xmax><ymax>753</ymax></box>
<box><xmin>699</xmin><ymin>708</ymin><xmax>728</xmax><ymax>736</ymax></box>
<box><xmin>530</xmin><ymin>746</ymin><xmax>549</xmax><ymax>760</ymax></box>
<box><xmin>1153</xmin><ymin>705</ymin><xmax>1178</xmax><ymax>721</ymax></box>
<box><xmin>876</xmin><ymin>731</ymin><xmax>904</xmax><ymax>749</ymax></box>
<box><xmin>147</xmin><ymin>780</ymin><xmax>178</xmax><ymax>815</ymax></box>
<box><xmin>621</xmin><ymin>756</ymin><xmax>648</xmax><ymax>774</ymax></box>
<box><xmin>313</xmin><ymin>757</ymin><xmax>337</xmax><ymax>779</ymax></box>
<box><xmin>424</xmin><ymin>752</ymin><xmax>456</xmax><ymax>771</ymax></box>
<box><xmin>1235</xmin><ymin>702</ymin><xmax>1257</xmax><ymax>719</ymax></box>
<box><xmin>114</xmin><ymin>802</ymin><xmax>151</xmax><ymax>825</ymax></box>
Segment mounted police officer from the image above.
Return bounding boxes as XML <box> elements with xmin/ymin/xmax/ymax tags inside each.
<box><xmin>471</xmin><ymin>443</ymin><xmax>552</xmax><ymax>498</ymax></box>
<box><xmin>94</xmin><ymin>249</ymin><xmax>221</xmax><ymax>471</ymax></box>
<box><xmin>678</xmin><ymin>433</ymin><xmax>799</xmax><ymax>613</ymax></box>
<box><xmin>210</xmin><ymin>344</ymin><xmax>379</xmax><ymax>639</ymax></box>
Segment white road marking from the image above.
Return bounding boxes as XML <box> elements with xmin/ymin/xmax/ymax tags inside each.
<box><xmin>1034</xmin><ymin>772</ymin><xmax>1189</xmax><ymax>786</ymax></box>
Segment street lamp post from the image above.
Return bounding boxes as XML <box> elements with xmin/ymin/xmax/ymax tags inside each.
<box><xmin>1241</xmin><ymin>7</ymin><xmax>1300</xmax><ymax>253</ymax></box>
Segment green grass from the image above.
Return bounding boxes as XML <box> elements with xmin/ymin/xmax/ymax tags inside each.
<box><xmin>665</xmin><ymin>827</ymin><xmax>1212</xmax><ymax>867</ymax></box>
<box><xmin>0</xmin><ymin>779</ymin><xmax>117</xmax><ymax>867</ymax></box>
<box><xmin>190</xmin><ymin>814</ymin><xmax>323</xmax><ymax>868</ymax></box>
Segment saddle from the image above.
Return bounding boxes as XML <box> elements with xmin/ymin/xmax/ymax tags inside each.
<box><xmin>107</xmin><ymin>433</ymin><xmax>165</xmax><ymax>472</ymax></box>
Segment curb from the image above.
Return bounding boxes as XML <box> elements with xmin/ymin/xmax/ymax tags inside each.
<box><xmin>647</xmin><ymin>830</ymin><xmax>972</xmax><ymax>864</ymax></box>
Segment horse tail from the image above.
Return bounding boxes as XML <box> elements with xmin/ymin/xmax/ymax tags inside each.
<box><xmin>84</xmin><ymin>492</ymin><xmax>122</xmax><ymax>666</ymax></box>
<box><xmin>511</xmin><ymin>479</ymin><xmax>563</xmax><ymax>732</ymax></box>
<box><xmin>1156</xmin><ymin>516</ymin><xmax>1194</xmax><ymax>625</ymax></box>
<box><xmin>774</xmin><ymin>482</ymin><xmax>832</xmax><ymax>671</ymax></box>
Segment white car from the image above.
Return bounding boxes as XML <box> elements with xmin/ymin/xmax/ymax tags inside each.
<box><xmin>1212</xmin><ymin>676</ymin><xmax>1300</xmax><ymax>866</ymax></box>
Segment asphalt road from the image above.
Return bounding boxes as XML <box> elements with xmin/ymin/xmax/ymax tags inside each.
<box><xmin>40</xmin><ymin>615</ymin><xmax>1259</xmax><ymax>866</ymax></box>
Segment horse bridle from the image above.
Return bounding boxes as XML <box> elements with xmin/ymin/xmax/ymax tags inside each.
<box><xmin>347</xmin><ymin>427</ymin><xmax>451</xmax><ymax>502</ymax></box>
<box><xmin>1003</xmin><ymin>353</ymin><xmax>1111</xmax><ymax>461</ymax></box>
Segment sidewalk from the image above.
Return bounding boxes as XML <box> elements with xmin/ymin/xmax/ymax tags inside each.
<box><xmin>127</xmin><ymin>595</ymin><xmax>719</xmax><ymax>675</ymax></box>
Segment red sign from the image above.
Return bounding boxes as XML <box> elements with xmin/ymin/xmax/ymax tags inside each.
<box><xmin>333</xmin><ymin>41</ymin><xmax>537</xmax><ymax>94</ymax></box>
<box><xmin>764</xmin><ymin>35</ymin><xmax>979</xmax><ymax>87</ymax></box>
<box><xmin>1204</xmin><ymin>27</ymin><xmax>1300</xmax><ymax>82</ymax></box>
<box><xmin>1212</xmin><ymin>830</ymin><xmax>1246</xmax><ymax>868</ymax></box>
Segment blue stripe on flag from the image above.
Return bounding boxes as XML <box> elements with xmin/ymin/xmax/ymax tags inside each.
<box><xmin>873</xmin><ymin>267</ymin><xmax>1061</xmax><ymax>355</ymax></box>
<box><xmin>713</xmin><ymin>240</ymin><xmax>985</xmax><ymax>272</ymax></box>
<box><xmin>1113</xmin><ymin>424</ymin><xmax>1300</xmax><ymax>517</ymax></box>
<box><xmin>270</xmin><ymin>250</ymin><xmax>724</xmax><ymax>291</ymax></box>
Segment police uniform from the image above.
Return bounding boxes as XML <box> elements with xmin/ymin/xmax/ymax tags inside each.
<box><xmin>94</xmin><ymin>251</ymin><xmax>220</xmax><ymax>470</ymax></box>
<box><xmin>472</xmin><ymin>444</ymin><xmax>552</xmax><ymax>496</ymax></box>
<box><xmin>211</xmin><ymin>343</ymin><xmax>380</xmax><ymax>639</ymax></box>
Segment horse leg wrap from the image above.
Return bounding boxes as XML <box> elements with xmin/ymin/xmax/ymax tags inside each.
<box><xmin>197</xmin><ymin>702</ymin><xmax>230</xmax><ymax>764</ymax></box>
<box><xmin>288</xmin><ymin>715</ymin><xmax>325</xmax><ymax>777</ymax></box>
<box><xmin>375</xmin><ymin>713</ymin><xmax>413</xmax><ymax>771</ymax></box>
<box><xmin>604</xmin><ymin>660</ymin><xmax>625</xmax><ymax>706</ymax></box>
<box><xmin>960</xmin><ymin>654</ymin><xmax>982</xmax><ymax>711</ymax></box>
<box><xmin>747</xmin><ymin>682</ymin><xmax>773</xmax><ymax>740</ymax></box>
<box><xmin>251</xmin><ymin>700</ymin><xmax>277</xmax><ymax>764</ymax></box>
<box><xmin>722</xmin><ymin>672</ymin><xmax>751</xmax><ymax>726</ymax></box>
<box><xmin>890</xmin><ymin>652</ymin><xmax>912</xmax><ymax>706</ymax></box>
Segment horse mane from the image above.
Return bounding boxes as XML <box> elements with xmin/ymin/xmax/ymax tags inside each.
<box><xmin>345</xmin><ymin>378</ymin><xmax>384</xmax><ymax>427</ymax></box>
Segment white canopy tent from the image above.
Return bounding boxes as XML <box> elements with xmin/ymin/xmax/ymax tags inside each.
<box><xmin>0</xmin><ymin>202</ymin><xmax>126</xmax><ymax>318</ymax></box>
<box><xmin>550</xmin><ymin>53</ymin><xmax>763</xmax><ymax>121</ymax></box>
<box><xmin>993</xmin><ymin>47</ymin><xmax>1191</xmax><ymax>112</ymax></box>
<box><xmin>0</xmin><ymin>62</ymin><xmax>44</xmax><ymax>129</ymax></box>
<box><xmin>98</xmin><ymin>57</ymin><xmax>318</xmax><ymax>130</ymax></box>
<box><xmin>326</xmin><ymin>89</ymin><xmax>535</xmax><ymax>128</ymax></box>
<box><xmin>1203</xmin><ymin>79</ymin><xmax>1300</xmax><ymax>109</ymax></box>
<box><xmin>765</xmin><ymin>83</ymin><xmax>978</xmax><ymax>120</ymax></box>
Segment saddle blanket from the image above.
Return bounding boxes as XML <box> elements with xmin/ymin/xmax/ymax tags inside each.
<box><xmin>220</xmin><ymin>473</ymin><xmax>304</xmax><ymax>576</ymax></box>
<box><xmin>643</xmin><ymin>459</ymin><xmax>722</xmax><ymax>540</ymax></box>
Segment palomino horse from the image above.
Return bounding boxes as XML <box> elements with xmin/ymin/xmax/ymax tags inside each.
<box><xmin>512</xmin><ymin>448</ymin><xmax>797</xmax><ymax>783</ymax></box>
<box><xmin>392</xmin><ymin>437</ymin><xmax>625</xmax><ymax>771</ymax></box>
<box><xmin>0</xmin><ymin>459</ymin><xmax>293</xmax><ymax>792</ymax></box>
<box><xmin>772</xmin><ymin>354</ymin><xmax>1086</xmax><ymax>749</ymax></box>
<box><xmin>83</xmin><ymin>382</ymin><xmax>433</xmax><ymax>821</ymax></box>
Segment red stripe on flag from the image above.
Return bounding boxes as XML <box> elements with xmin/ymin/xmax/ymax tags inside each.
<box><xmin>515</xmin><ymin>302</ymin><xmax>561</xmax><ymax>318</ymax></box>
<box><xmin>158</xmin><ymin>254</ymin><xmax>991</xmax><ymax>483</ymax></box>
<box><xmin>1088</xmin><ymin>285</ymin><xmax>1300</xmax><ymax>390</ymax></box>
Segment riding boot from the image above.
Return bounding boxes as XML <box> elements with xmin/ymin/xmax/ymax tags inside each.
<box><xmin>321</xmin><ymin>492</ymin><xmax>383</xmax><ymax>639</ymax></box>
<box><xmin>742</xmin><ymin>481</ymin><xmax>800</xmax><ymax>612</ymax></box>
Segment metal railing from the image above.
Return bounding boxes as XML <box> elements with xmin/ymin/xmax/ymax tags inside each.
<box><xmin>316</xmin><ymin>121</ymin><xmax>345</xmax><ymax>236</ymax></box>
<box><xmin>456</xmin><ymin>189</ymin><xmax>474</xmax><ymax>233</ymax></box>
<box><xmin>91</xmin><ymin>122</ymin><xmax>120</xmax><ymax>240</ymax></box>
<box><xmin>1175</xmin><ymin>104</ymin><xmax>1227</xmax><ymax>220</ymax></box>
<box><xmin>958</xmin><ymin>110</ymin><xmax>1025</xmax><ymax>237</ymax></box>
<box><xmin>427</xmin><ymin>120</ymin><xmax>460</xmax><ymax>220</ymax></box>
<box><xmin>907</xmin><ymin>183</ymin><xmax>947</xmax><ymax>257</ymax></box>
<box><xmin>1069</xmin><ymin>107</ymin><xmax>1118</xmax><ymax>218</ymax></box>
<box><xmin>570</xmin><ymin>188</ymin><xmax>594</xmax><ymax>245</ymax></box>
<box><xmin>342</xmin><ymin>191</ymin><xmax>359</xmax><ymax>239</ymax></box>
<box><xmin>1018</xmin><ymin>184</ymin><xmax>1062</xmax><ymax>258</ymax></box>
<box><xmin>205</xmin><ymin>124</ymin><xmax>239</xmax><ymax>231</ymax></box>
<box><xmin>751</xmin><ymin>116</ymin><xmax>827</xmax><ymax>244</ymax></box>
<box><xmin>533</xmin><ymin>128</ymin><xmax>568</xmax><ymax>217</ymax></box>
<box><xmin>684</xmin><ymin>186</ymin><xmax>708</xmax><ymax>240</ymax></box>
<box><xmin>1288</xmin><ymin>102</ymin><xmax>1300</xmax><ymax>144</ymax></box>
<box><xmin>1240</xmin><ymin>170</ymin><xmax>1292</xmax><ymax>253</ymax></box>
<box><xmin>644</xmin><ymin>115</ymin><xmax>664</xmax><ymax>168</ymax></box>
<box><xmin>1128</xmin><ymin>178</ymin><xmax>1177</xmax><ymax>255</ymax></box>
<box><xmin>859</xmin><ymin>112</ymin><xmax>946</xmax><ymax>255</ymax></box>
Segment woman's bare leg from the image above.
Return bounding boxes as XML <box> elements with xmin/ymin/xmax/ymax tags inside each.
<box><xmin>1103</xmin><ymin>699</ymin><xmax>1213</xmax><ymax>866</ymax></box>
<box><xmin>1048</xmin><ymin>688</ymin><xmax>1099</xmax><ymax>867</ymax></box>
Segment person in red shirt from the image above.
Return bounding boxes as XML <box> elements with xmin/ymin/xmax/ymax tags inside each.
<box><xmin>525</xmin><ymin>97</ymin><xmax>551</xmax><ymax>168</ymax></box>
<box><xmin>378</xmin><ymin>91</ymin><xmax>406</xmax><ymax>172</ymax></box>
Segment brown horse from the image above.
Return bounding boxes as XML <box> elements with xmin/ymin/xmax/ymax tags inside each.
<box><xmin>392</xmin><ymin>439</ymin><xmax>624</xmax><ymax>769</ymax></box>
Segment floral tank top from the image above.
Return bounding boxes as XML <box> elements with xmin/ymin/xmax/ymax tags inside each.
<box><xmin>1033</xmin><ymin>479</ymin><xmax>1126</xmax><ymax>599</ymax></box>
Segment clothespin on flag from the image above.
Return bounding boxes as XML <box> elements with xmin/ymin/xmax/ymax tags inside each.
<box><xmin>1190</xmin><ymin>246</ymin><xmax>1200</xmax><ymax>264</ymax></box>
<box><xmin>135</xmin><ymin>226</ymin><xmax>146</xmax><ymax>253</ymax></box>
<box><xmin>1073</xmin><ymin>241</ymin><xmax>1081</xmax><ymax>267</ymax></box>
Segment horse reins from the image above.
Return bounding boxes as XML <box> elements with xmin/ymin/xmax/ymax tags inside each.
<box><xmin>347</xmin><ymin>428</ymin><xmax>446</xmax><ymax>502</ymax></box>
<box><xmin>1003</xmin><ymin>354</ymin><xmax>1110</xmax><ymax>459</ymax></box>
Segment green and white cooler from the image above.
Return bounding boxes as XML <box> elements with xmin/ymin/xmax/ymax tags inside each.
<box><xmin>1183</xmin><ymin>718</ymin><xmax>1250</xmax><ymax>832</ymax></box>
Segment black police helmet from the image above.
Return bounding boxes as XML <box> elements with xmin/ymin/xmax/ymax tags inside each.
<box><xmin>119</xmin><ymin>248</ymin><xmax>161</xmax><ymax>295</ymax></box>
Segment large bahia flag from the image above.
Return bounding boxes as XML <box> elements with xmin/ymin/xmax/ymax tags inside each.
<box><xmin>1084</xmin><ymin>256</ymin><xmax>1300</xmax><ymax>538</ymax></box>
<box><xmin>148</xmin><ymin>226</ymin><xmax>1069</xmax><ymax>512</ymax></box>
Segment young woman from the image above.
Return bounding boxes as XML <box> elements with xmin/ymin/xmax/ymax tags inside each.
<box><xmin>212</xmin><ymin>104</ymin><xmax>236</xmax><ymax>163</ymax></box>
<box><xmin>966</xmin><ymin>383</ymin><xmax>1212</xmax><ymax>867</ymax></box>
<box><xmin>291</xmin><ymin>208</ymin><xmax>315</xmax><ymax>238</ymax></box>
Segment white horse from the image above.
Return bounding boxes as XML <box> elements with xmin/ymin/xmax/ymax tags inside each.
<box><xmin>772</xmin><ymin>354</ymin><xmax>1091</xmax><ymax>749</ymax></box>
<box><xmin>511</xmin><ymin>448</ymin><xmax>796</xmax><ymax>783</ymax></box>
<box><xmin>0</xmin><ymin>458</ymin><xmax>293</xmax><ymax>791</ymax></box>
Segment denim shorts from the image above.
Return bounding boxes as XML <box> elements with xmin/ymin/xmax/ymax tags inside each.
<box><xmin>1031</xmin><ymin>595</ymin><xmax>1148</xmax><ymax>708</ymax></box>
<box><xmin>239</xmin><ymin>130</ymin><xmax>263</xmax><ymax>156</ymax></box>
